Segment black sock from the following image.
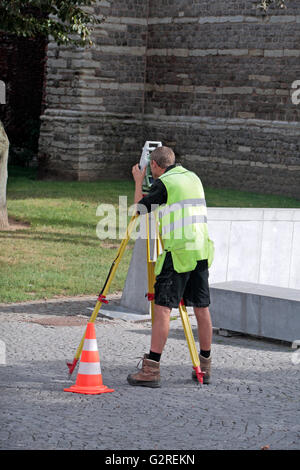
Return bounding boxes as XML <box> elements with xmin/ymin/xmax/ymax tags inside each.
<box><xmin>149</xmin><ymin>350</ymin><xmax>161</xmax><ymax>362</ymax></box>
<box><xmin>200</xmin><ymin>349</ymin><xmax>211</xmax><ymax>359</ymax></box>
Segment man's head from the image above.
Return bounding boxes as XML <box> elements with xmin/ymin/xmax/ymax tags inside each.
<box><xmin>149</xmin><ymin>146</ymin><xmax>175</xmax><ymax>179</ymax></box>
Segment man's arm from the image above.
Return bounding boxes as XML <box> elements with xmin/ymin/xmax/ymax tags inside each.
<box><xmin>132</xmin><ymin>164</ymin><xmax>146</xmax><ymax>204</ymax></box>
<box><xmin>132</xmin><ymin>163</ymin><xmax>168</xmax><ymax>213</ymax></box>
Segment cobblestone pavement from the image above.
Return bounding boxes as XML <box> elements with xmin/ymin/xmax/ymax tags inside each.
<box><xmin>0</xmin><ymin>296</ymin><xmax>299</xmax><ymax>451</ymax></box>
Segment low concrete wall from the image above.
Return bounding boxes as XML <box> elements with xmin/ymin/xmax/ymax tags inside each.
<box><xmin>121</xmin><ymin>213</ymin><xmax>158</xmax><ymax>314</ymax></box>
<box><xmin>207</xmin><ymin>208</ymin><xmax>300</xmax><ymax>290</ymax></box>
<box><xmin>120</xmin><ymin>236</ymin><xmax>149</xmax><ymax>315</ymax></box>
<box><xmin>210</xmin><ymin>281</ymin><xmax>300</xmax><ymax>343</ymax></box>
<box><xmin>120</xmin><ymin>207</ymin><xmax>300</xmax><ymax>319</ymax></box>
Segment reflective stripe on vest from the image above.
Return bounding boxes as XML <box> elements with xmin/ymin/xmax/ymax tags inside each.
<box><xmin>158</xmin><ymin>198</ymin><xmax>206</xmax><ymax>221</ymax></box>
<box><xmin>161</xmin><ymin>214</ymin><xmax>208</xmax><ymax>236</ymax></box>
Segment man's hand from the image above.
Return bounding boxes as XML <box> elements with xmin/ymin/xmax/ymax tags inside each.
<box><xmin>132</xmin><ymin>164</ymin><xmax>146</xmax><ymax>185</ymax></box>
<box><xmin>132</xmin><ymin>164</ymin><xmax>146</xmax><ymax>204</ymax></box>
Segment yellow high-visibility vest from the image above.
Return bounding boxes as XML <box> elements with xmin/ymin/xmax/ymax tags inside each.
<box><xmin>155</xmin><ymin>166</ymin><xmax>214</xmax><ymax>275</ymax></box>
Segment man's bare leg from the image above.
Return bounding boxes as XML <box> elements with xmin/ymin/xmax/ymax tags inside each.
<box><xmin>193</xmin><ymin>306</ymin><xmax>212</xmax><ymax>351</ymax></box>
<box><xmin>150</xmin><ymin>304</ymin><xmax>172</xmax><ymax>354</ymax></box>
<box><xmin>193</xmin><ymin>306</ymin><xmax>212</xmax><ymax>383</ymax></box>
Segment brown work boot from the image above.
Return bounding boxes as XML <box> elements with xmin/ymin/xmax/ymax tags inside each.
<box><xmin>192</xmin><ymin>354</ymin><xmax>212</xmax><ymax>384</ymax></box>
<box><xmin>127</xmin><ymin>354</ymin><xmax>161</xmax><ymax>388</ymax></box>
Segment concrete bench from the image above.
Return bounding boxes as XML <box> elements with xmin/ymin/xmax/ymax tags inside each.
<box><xmin>210</xmin><ymin>281</ymin><xmax>300</xmax><ymax>343</ymax></box>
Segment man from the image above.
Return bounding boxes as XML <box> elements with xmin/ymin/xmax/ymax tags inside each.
<box><xmin>127</xmin><ymin>146</ymin><xmax>214</xmax><ymax>387</ymax></box>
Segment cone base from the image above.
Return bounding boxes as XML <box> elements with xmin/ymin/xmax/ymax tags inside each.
<box><xmin>64</xmin><ymin>384</ymin><xmax>114</xmax><ymax>395</ymax></box>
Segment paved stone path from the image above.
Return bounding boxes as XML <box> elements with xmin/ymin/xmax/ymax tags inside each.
<box><xmin>0</xmin><ymin>296</ymin><xmax>299</xmax><ymax>451</ymax></box>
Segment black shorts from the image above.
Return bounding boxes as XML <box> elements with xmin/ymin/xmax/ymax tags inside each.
<box><xmin>154</xmin><ymin>252</ymin><xmax>210</xmax><ymax>309</ymax></box>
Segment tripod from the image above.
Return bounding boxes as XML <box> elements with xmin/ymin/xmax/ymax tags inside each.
<box><xmin>67</xmin><ymin>211</ymin><xmax>205</xmax><ymax>384</ymax></box>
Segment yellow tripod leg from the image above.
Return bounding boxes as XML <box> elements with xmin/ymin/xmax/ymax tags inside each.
<box><xmin>146</xmin><ymin>213</ymin><xmax>156</xmax><ymax>324</ymax></box>
<box><xmin>155</xmin><ymin>226</ymin><xmax>204</xmax><ymax>383</ymax></box>
<box><xmin>178</xmin><ymin>302</ymin><xmax>205</xmax><ymax>384</ymax></box>
<box><xmin>67</xmin><ymin>214</ymin><xmax>138</xmax><ymax>376</ymax></box>
<box><xmin>147</xmin><ymin>261</ymin><xmax>155</xmax><ymax>325</ymax></box>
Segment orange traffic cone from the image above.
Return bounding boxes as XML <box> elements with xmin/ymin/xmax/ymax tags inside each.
<box><xmin>64</xmin><ymin>322</ymin><xmax>114</xmax><ymax>395</ymax></box>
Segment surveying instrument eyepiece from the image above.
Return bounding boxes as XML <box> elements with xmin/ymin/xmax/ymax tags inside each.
<box><xmin>139</xmin><ymin>141</ymin><xmax>162</xmax><ymax>194</ymax></box>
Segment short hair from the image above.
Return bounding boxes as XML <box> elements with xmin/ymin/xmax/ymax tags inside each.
<box><xmin>150</xmin><ymin>146</ymin><xmax>175</xmax><ymax>169</ymax></box>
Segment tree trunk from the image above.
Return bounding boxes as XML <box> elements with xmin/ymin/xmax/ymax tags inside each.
<box><xmin>0</xmin><ymin>120</ymin><xmax>9</xmax><ymax>229</ymax></box>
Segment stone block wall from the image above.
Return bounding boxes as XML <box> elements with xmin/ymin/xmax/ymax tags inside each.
<box><xmin>39</xmin><ymin>0</ymin><xmax>300</xmax><ymax>197</ymax></box>
<box><xmin>145</xmin><ymin>0</ymin><xmax>300</xmax><ymax>197</ymax></box>
<box><xmin>39</xmin><ymin>0</ymin><xmax>148</xmax><ymax>180</ymax></box>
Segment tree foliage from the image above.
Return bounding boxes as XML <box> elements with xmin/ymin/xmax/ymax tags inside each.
<box><xmin>0</xmin><ymin>0</ymin><xmax>104</xmax><ymax>46</ymax></box>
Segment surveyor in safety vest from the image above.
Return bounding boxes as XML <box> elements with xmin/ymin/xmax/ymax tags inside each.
<box><xmin>128</xmin><ymin>146</ymin><xmax>214</xmax><ymax>387</ymax></box>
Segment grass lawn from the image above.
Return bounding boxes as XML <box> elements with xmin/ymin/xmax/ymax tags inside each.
<box><xmin>1</xmin><ymin>165</ymin><xmax>300</xmax><ymax>304</ymax></box>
